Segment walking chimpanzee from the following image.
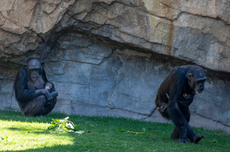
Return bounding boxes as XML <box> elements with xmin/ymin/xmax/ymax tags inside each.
<box><xmin>155</xmin><ymin>65</ymin><xmax>206</xmax><ymax>143</ymax></box>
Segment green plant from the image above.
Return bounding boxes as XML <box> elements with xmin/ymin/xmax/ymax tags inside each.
<box><xmin>118</xmin><ymin>127</ymin><xmax>146</xmax><ymax>135</ymax></box>
<box><xmin>47</xmin><ymin>117</ymin><xmax>84</xmax><ymax>134</ymax></box>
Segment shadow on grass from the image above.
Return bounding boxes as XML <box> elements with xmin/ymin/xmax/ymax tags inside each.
<box><xmin>4</xmin><ymin>144</ymin><xmax>101</xmax><ymax>152</ymax></box>
<box><xmin>5</xmin><ymin>127</ymin><xmax>56</xmax><ymax>135</ymax></box>
<box><xmin>0</xmin><ymin>110</ymin><xmax>70</xmax><ymax>123</ymax></box>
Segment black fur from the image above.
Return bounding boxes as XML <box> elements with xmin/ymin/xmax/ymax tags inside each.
<box><xmin>155</xmin><ymin>65</ymin><xmax>206</xmax><ymax>143</ymax></box>
<box><xmin>14</xmin><ymin>57</ymin><xmax>58</xmax><ymax>116</ymax></box>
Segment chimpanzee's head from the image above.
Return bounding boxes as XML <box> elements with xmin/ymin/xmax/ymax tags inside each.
<box><xmin>45</xmin><ymin>83</ymin><xmax>52</xmax><ymax>90</ymax></box>
<box><xmin>187</xmin><ymin>66</ymin><xmax>207</xmax><ymax>93</ymax></box>
<box><xmin>24</xmin><ymin>57</ymin><xmax>44</xmax><ymax>82</ymax></box>
<box><xmin>44</xmin><ymin>82</ymin><xmax>54</xmax><ymax>92</ymax></box>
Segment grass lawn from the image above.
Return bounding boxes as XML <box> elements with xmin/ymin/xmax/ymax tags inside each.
<box><xmin>0</xmin><ymin>110</ymin><xmax>229</xmax><ymax>152</ymax></box>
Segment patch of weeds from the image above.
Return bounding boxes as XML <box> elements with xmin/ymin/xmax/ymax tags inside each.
<box><xmin>47</xmin><ymin>117</ymin><xmax>84</xmax><ymax>134</ymax></box>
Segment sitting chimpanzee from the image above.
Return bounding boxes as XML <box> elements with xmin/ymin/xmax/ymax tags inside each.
<box><xmin>155</xmin><ymin>65</ymin><xmax>206</xmax><ymax>143</ymax></box>
<box><xmin>14</xmin><ymin>57</ymin><xmax>58</xmax><ymax>116</ymax></box>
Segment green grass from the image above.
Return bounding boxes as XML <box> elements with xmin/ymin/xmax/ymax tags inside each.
<box><xmin>0</xmin><ymin>110</ymin><xmax>229</xmax><ymax>152</ymax></box>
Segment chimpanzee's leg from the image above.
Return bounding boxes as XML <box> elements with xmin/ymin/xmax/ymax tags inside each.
<box><xmin>181</xmin><ymin>107</ymin><xmax>190</xmax><ymax>122</ymax></box>
<box><xmin>180</xmin><ymin>107</ymin><xmax>206</xmax><ymax>143</ymax></box>
<box><xmin>167</xmin><ymin>103</ymin><xmax>197</xmax><ymax>143</ymax></box>
<box><xmin>170</xmin><ymin>101</ymin><xmax>191</xmax><ymax>140</ymax></box>
<box><xmin>180</xmin><ymin>106</ymin><xmax>195</xmax><ymax>142</ymax></box>
<box><xmin>22</xmin><ymin>95</ymin><xmax>47</xmax><ymax>116</ymax></box>
<box><xmin>170</xmin><ymin>127</ymin><xmax>180</xmax><ymax>140</ymax></box>
<box><xmin>40</xmin><ymin>98</ymin><xmax>57</xmax><ymax>116</ymax></box>
<box><xmin>170</xmin><ymin>112</ymin><xmax>190</xmax><ymax>141</ymax></box>
<box><xmin>22</xmin><ymin>95</ymin><xmax>57</xmax><ymax>116</ymax></box>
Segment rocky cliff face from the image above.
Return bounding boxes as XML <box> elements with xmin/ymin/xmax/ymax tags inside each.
<box><xmin>0</xmin><ymin>0</ymin><xmax>230</xmax><ymax>133</ymax></box>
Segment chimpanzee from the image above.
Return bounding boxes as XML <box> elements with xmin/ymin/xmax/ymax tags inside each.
<box><xmin>44</xmin><ymin>81</ymin><xmax>55</xmax><ymax>92</ymax></box>
<box><xmin>155</xmin><ymin>65</ymin><xmax>206</xmax><ymax>143</ymax></box>
<box><xmin>44</xmin><ymin>81</ymin><xmax>58</xmax><ymax>105</ymax></box>
<box><xmin>14</xmin><ymin>57</ymin><xmax>58</xmax><ymax>116</ymax></box>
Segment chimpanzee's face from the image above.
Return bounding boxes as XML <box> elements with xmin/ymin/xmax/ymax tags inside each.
<box><xmin>45</xmin><ymin>83</ymin><xmax>52</xmax><ymax>90</ymax></box>
<box><xmin>26</xmin><ymin>59</ymin><xmax>41</xmax><ymax>82</ymax></box>
<box><xmin>194</xmin><ymin>78</ymin><xmax>206</xmax><ymax>93</ymax></box>
<box><xmin>187</xmin><ymin>68</ymin><xmax>206</xmax><ymax>93</ymax></box>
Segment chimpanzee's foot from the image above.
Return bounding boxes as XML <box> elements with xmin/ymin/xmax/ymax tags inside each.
<box><xmin>193</xmin><ymin>134</ymin><xmax>206</xmax><ymax>143</ymax></box>
<box><xmin>179</xmin><ymin>139</ymin><xmax>188</xmax><ymax>144</ymax></box>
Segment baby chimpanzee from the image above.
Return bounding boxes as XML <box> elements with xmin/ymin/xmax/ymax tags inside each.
<box><xmin>44</xmin><ymin>81</ymin><xmax>55</xmax><ymax>92</ymax></box>
<box><xmin>44</xmin><ymin>81</ymin><xmax>58</xmax><ymax>105</ymax></box>
<box><xmin>157</xmin><ymin>92</ymin><xmax>195</xmax><ymax>112</ymax></box>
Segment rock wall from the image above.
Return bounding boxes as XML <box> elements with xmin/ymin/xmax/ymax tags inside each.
<box><xmin>0</xmin><ymin>0</ymin><xmax>230</xmax><ymax>133</ymax></box>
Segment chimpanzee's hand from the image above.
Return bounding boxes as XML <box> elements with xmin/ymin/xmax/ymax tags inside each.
<box><xmin>51</xmin><ymin>91</ymin><xmax>58</xmax><ymax>98</ymax></box>
<box><xmin>41</xmin><ymin>89</ymin><xmax>53</xmax><ymax>100</ymax></box>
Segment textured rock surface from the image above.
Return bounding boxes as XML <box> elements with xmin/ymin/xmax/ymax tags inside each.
<box><xmin>0</xmin><ymin>0</ymin><xmax>230</xmax><ymax>133</ymax></box>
